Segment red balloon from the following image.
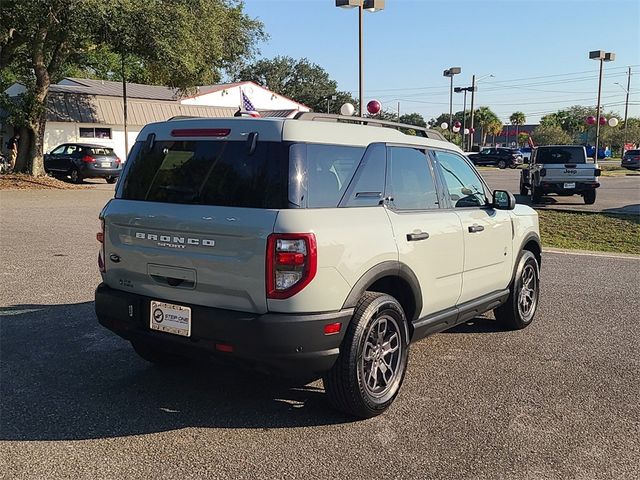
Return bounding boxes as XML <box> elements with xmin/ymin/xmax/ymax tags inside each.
<box><xmin>367</xmin><ymin>100</ymin><xmax>381</xmax><ymax>115</ymax></box>
<box><xmin>586</xmin><ymin>116</ymin><xmax>596</xmax><ymax>125</ymax></box>
<box><xmin>599</xmin><ymin>116</ymin><xmax>607</xmax><ymax>125</ymax></box>
<box><xmin>469</xmin><ymin>128</ymin><xmax>475</xmax><ymax>133</ymax></box>
<box><xmin>454</xmin><ymin>121</ymin><xmax>462</xmax><ymax>128</ymax></box>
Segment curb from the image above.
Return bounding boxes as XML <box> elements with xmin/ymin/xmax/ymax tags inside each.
<box><xmin>543</xmin><ymin>247</ymin><xmax>640</xmax><ymax>260</ymax></box>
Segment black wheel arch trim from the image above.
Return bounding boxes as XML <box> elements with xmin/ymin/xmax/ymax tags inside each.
<box><xmin>341</xmin><ymin>261</ymin><xmax>423</xmax><ymax>322</ymax></box>
<box><xmin>516</xmin><ymin>232</ymin><xmax>542</xmax><ymax>273</ymax></box>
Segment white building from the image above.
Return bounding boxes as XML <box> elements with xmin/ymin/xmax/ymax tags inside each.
<box><xmin>2</xmin><ymin>78</ymin><xmax>310</xmax><ymax>160</ymax></box>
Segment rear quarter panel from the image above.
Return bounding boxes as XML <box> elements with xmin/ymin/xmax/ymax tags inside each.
<box><xmin>269</xmin><ymin>207</ymin><xmax>398</xmax><ymax>313</ymax></box>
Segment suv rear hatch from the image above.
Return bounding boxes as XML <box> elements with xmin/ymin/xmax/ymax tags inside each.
<box><xmin>102</xmin><ymin>121</ymin><xmax>288</xmax><ymax>314</ymax></box>
<box><xmin>536</xmin><ymin>146</ymin><xmax>598</xmax><ymax>182</ymax></box>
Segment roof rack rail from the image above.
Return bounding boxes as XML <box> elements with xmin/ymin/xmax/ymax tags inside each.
<box><xmin>167</xmin><ymin>115</ymin><xmax>199</xmax><ymax>121</ymax></box>
<box><xmin>292</xmin><ymin>112</ymin><xmax>446</xmax><ymax>141</ymax></box>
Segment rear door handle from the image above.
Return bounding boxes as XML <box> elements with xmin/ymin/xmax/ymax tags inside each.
<box><xmin>468</xmin><ymin>224</ymin><xmax>484</xmax><ymax>233</ymax></box>
<box><xmin>407</xmin><ymin>231</ymin><xmax>429</xmax><ymax>241</ymax></box>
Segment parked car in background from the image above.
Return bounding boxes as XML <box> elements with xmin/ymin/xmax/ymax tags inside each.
<box><xmin>621</xmin><ymin>149</ymin><xmax>640</xmax><ymax>170</ymax></box>
<box><xmin>520</xmin><ymin>145</ymin><xmax>601</xmax><ymax>205</ymax></box>
<box><xmin>519</xmin><ymin>147</ymin><xmax>532</xmax><ymax>163</ymax></box>
<box><xmin>44</xmin><ymin>143</ymin><xmax>122</xmax><ymax>184</ymax></box>
<box><xmin>467</xmin><ymin>147</ymin><xmax>523</xmax><ymax>169</ymax></box>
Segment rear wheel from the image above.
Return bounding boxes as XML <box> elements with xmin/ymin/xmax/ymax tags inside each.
<box><xmin>323</xmin><ymin>292</ymin><xmax>409</xmax><ymax>418</ymax></box>
<box><xmin>105</xmin><ymin>176</ymin><xmax>117</xmax><ymax>184</ymax></box>
<box><xmin>583</xmin><ymin>189</ymin><xmax>596</xmax><ymax>205</ymax></box>
<box><xmin>497</xmin><ymin>160</ymin><xmax>507</xmax><ymax>169</ymax></box>
<box><xmin>69</xmin><ymin>168</ymin><xmax>82</xmax><ymax>184</ymax></box>
<box><xmin>494</xmin><ymin>250</ymin><xmax>540</xmax><ymax>330</ymax></box>
<box><xmin>519</xmin><ymin>179</ymin><xmax>528</xmax><ymax>196</ymax></box>
<box><xmin>131</xmin><ymin>341</ymin><xmax>189</xmax><ymax>367</ymax></box>
<box><xmin>531</xmin><ymin>185</ymin><xmax>542</xmax><ymax>204</ymax></box>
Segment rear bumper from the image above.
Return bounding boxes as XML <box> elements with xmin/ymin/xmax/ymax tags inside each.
<box><xmin>538</xmin><ymin>181</ymin><xmax>600</xmax><ymax>194</ymax></box>
<box><xmin>95</xmin><ymin>283</ymin><xmax>352</xmax><ymax>378</ymax></box>
<box><xmin>80</xmin><ymin>165</ymin><xmax>121</xmax><ymax>178</ymax></box>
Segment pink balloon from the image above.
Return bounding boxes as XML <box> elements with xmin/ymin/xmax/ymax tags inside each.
<box><xmin>599</xmin><ymin>116</ymin><xmax>607</xmax><ymax>125</ymax></box>
<box><xmin>454</xmin><ymin>121</ymin><xmax>462</xmax><ymax>128</ymax></box>
<box><xmin>586</xmin><ymin>116</ymin><xmax>596</xmax><ymax>125</ymax></box>
<box><xmin>367</xmin><ymin>100</ymin><xmax>381</xmax><ymax>115</ymax></box>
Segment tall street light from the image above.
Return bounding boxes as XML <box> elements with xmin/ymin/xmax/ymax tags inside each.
<box><xmin>468</xmin><ymin>73</ymin><xmax>493</xmax><ymax>151</ymax></box>
<box><xmin>336</xmin><ymin>0</ymin><xmax>385</xmax><ymax>117</ymax></box>
<box><xmin>443</xmin><ymin>67</ymin><xmax>461</xmax><ymax>129</ymax></box>
<box><xmin>455</xmin><ymin>86</ymin><xmax>474</xmax><ymax>149</ymax></box>
<box><xmin>589</xmin><ymin>50</ymin><xmax>615</xmax><ymax>161</ymax></box>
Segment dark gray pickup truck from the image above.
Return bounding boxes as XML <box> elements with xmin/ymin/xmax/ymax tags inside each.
<box><xmin>520</xmin><ymin>145</ymin><xmax>601</xmax><ymax>205</ymax></box>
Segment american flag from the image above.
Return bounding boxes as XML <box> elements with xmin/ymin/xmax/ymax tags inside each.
<box><xmin>241</xmin><ymin>90</ymin><xmax>261</xmax><ymax>117</ymax></box>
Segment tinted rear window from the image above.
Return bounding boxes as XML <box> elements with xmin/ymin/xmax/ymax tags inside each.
<box><xmin>87</xmin><ymin>147</ymin><xmax>115</xmax><ymax>156</ymax></box>
<box><xmin>119</xmin><ymin>140</ymin><xmax>287</xmax><ymax>208</ymax></box>
<box><xmin>536</xmin><ymin>147</ymin><xmax>586</xmax><ymax>164</ymax></box>
<box><xmin>626</xmin><ymin>150</ymin><xmax>640</xmax><ymax>155</ymax></box>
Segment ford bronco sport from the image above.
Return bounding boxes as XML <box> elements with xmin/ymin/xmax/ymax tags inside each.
<box><xmin>95</xmin><ymin>113</ymin><xmax>542</xmax><ymax>418</ymax></box>
<box><xmin>520</xmin><ymin>145</ymin><xmax>601</xmax><ymax>204</ymax></box>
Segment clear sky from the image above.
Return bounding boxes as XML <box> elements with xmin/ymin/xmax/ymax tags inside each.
<box><xmin>243</xmin><ymin>0</ymin><xmax>640</xmax><ymax>124</ymax></box>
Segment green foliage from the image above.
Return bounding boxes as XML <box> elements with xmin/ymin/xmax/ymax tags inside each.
<box><xmin>236</xmin><ymin>56</ymin><xmax>354</xmax><ymax>112</ymax></box>
<box><xmin>531</xmin><ymin>124</ymin><xmax>572</xmax><ymax>145</ymax></box>
<box><xmin>0</xmin><ymin>0</ymin><xmax>265</xmax><ymax>174</ymax></box>
<box><xmin>510</xmin><ymin>111</ymin><xmax>526</xmax><ymax>126</ymax></box>
<box><xmin>399</xmin><ymin>112</ymin><xmax>426</xmax><ymax>127</ymax></box>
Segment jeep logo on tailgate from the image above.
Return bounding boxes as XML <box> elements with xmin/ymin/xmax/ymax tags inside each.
<box><xmin>564</xmin><ymin>169</ymin><xmax>577</xmax><ymax>174</ymax></box>
<box><xmin>135</xmin><ymin>232</ymin><xmax>215</xmax><ymax>249</ymax></box>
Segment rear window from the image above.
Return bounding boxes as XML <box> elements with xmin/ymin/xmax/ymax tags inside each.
<box><xmin>626</xmin><ymin>150</ymin><xmax>640</xmax><ymax>155</ymax></box>
<box><xmin>86</xmin><ymin>147</ymin><xmax>114</xmax><ymax>156</ymax></box>
<box><xmin>536</xmin><ymin>147</ymin><xmax>586</xmax><ymax>164</ymax></box>
<box><xmin>119</xmin><ymin>140</ymin><xmax>287</xmax><ymax>208</ymax></box>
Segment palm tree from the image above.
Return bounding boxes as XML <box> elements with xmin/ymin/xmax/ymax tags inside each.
<box><xmin>510</xmin><ymin>111</ymin><xmax>526</xmax><ymax>146</ymax></box>
<box><xmin>474</xmin><ymin>107</ymin><xmax>500</xmax><ymax>146</ymax></box>
<box><xmin>488</xmin><ymin>120</ymin><xmax>503</xmax><ymax>146</ymax></box>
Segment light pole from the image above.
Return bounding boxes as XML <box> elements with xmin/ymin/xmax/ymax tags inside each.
<box><xmin>326</xmin><ymin>94</ymin><xmax>337</xmax><ymax>113</ymax></box>
<box><xmin>468</xmin><ymin>73</ymin><xmax>493</xmax><ymax>151</ymax></box>
<box><xmin>336</xmin><ymin>0</ymin><xmax>385</xmax><ymax>117</ymax></box>
<box><xmin>443</xmin><ymin>67</ymin><xmax>461</xmax><ymax>130</ymax></box>
<box><xmin>589</xmin><ymin>50</ymin><xmax>615</xmax><ymax>161</ymax></box>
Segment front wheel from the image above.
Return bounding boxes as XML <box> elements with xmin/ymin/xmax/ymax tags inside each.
<box><xmin>509</xmin><ymin>163</ymin><xmax>517</xmax><ymax>169</ymax></box>
<box><xmin>494</xmin><ymin>250</ymin><xmax>540</xmax><ymax>330</ymax></box>
<box><xmin>583</xmin><ymin>189</ymin><xmax>596</xmax><ymax>205</ymax></box>
<box><xmin>323</xmin><ymin>292</ymin><xmax>409</xmax><ymax>418</ymax></box>
<box><xmin>497</xmin><ymin>160</ymin><xmax>507</xmax><ymax>169</ymax></box>
<box><xmin>69</xmin><ymin>168</ymin><xmax>82</xmax><ymax>184</ymax></box>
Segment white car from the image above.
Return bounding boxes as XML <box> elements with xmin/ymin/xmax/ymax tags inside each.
<box><xmin>95</xmin><ymin>113</ymin><xmax>542</xmax><ymax>418</ymax></box>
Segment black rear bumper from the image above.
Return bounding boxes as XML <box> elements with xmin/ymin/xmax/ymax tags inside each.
<box><xmin>95</xmin><ymin>283</ymin><xmax>352</xmax><ymax>378</ymax></box>
<box><xmin>538</xmin><ymin>181</ymin><xmax>600</xmax><ymax>194</ymax></box>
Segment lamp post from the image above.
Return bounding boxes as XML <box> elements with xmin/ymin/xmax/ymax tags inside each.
<box><xmin>443</xmin><ymin>67</ymin><xmax>461</xmax><ymax>130</ymax></box>
<box><xmin>468</xmin><ymin>73</ymin><xmax>493</xmax><ymax>151</ymax></box>
<box><xmin>589</xmin><ymin>50</ymin><xmax>615</xmax><ymax>161</ymax></box>
<box><xmin>455</xmin><ymin>86</ymin><xmax>474</xmax><ymax>148</ymax></box>
<box><xmin>336</xmin><ymin>0</ymin><xmax>385</xmax><ymax>117</ymax></box>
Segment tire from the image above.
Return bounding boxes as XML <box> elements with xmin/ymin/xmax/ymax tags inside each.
<box><xmin>131</xmin><ymin>341</ymin><xmax>189</xmax><ymax>367</ymax></box>
<box><xmin>105</xmin><ymin>176</ymin><xmax>117</xmax><ymax>184</ymax></box>
<box><xmin>323</xmin><ymin>292</ymin><xmax>409</xmax><ymax>419</ymax></box>
<box><xmin>497</xmin><ymin>160</ymin><xmax>507</xmax><ymax>169</ymax></box>
<box><xmin>583</xmin><ymin>189</ymin><xmax>596</xmax><ymax>205</ymax></box>
<box><xmin>519</xmin><ymin>180</ymin><xmax>528</xmax><ymax>196</ymax></box>
<box><xmin>69</xmin><ymin>168</ymin><xmax>82</xmax><ymax>184</ymax></box>
<box><xmin>531</xmin><ymin>185</ymin><xmax>542</xmax><ymax>204</ymax></box>
<box><xmin>494</xmin><ymin>250</ymin><xmax>540</xmax><ymax>330</ymax></box>
<box><xmin>509</xmin><ymin>163</ymin><xmax>517</xmax><ymax>169</ymax></box>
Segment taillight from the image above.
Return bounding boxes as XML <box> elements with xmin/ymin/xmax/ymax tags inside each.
<box><xmin>82</xmin><ymin>155</ymin><xmax>96</xmax><ymax>163</ymax></box>
<box><xmin>115</xmin><ymin>157</ymin><xmax>122</xmax><ymax>165</ymax></box>
<box><xmin>97</xmin><ymin>218</ymin><xmax>105</xmax><ymax>273</ymax></box>
<box><xmin>266</xmin><ymin>233</ymin><xmax>317</xmax><ymax>299</ymax></box>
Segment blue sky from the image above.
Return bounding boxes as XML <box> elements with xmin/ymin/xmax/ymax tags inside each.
<box><xmin>243</xmin><ymin>0</ymin><xmax>639</xmax><ymax>123</ymax></box>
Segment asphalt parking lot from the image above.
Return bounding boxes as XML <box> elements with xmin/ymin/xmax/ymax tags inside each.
<box><xmin>480</xmin><ymin>168</ymin><xmax>640</xmax><ymax>216</ymax></box>
<box><xmin>1</xmin><ymin>187</ymin><xmax>639</xmax><ymax>480</ymax></box>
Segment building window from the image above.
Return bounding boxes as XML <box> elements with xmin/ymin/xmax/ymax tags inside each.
<box><xmin>79</xmin><ymin>127</ymin><xmax>112</xmax><ymax>139</ymax></box>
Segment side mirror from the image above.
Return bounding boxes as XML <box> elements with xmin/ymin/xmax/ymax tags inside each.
<box><xmin>493</xmin><ymin>190</ymin><xmax>516</xmax><ymax>210</ymax></box>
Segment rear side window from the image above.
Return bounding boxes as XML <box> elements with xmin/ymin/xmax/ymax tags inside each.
<box><xmin>387</xmin><ymin>146</ymin><xmax>439</xmax><ymax>210</ymax></box>
<box><xmin>87</xmin><ymin>147</ymin><xmax>114</xmax><ymax>156</ymax></box>
<box><xmin>536</xmin><ymin>147</ymin><xmax>586</xmax><ymax>164</ymax></box>
<box><xmin>118</xmin><ymin>140</ymin><xmax>286</xmax><ymax>208</ymax></box>
<box><xmin>289</xmin><ymin>143</ymin><xmax>365</xmax><ymax>208</ymax></box>
<box><xmin>626</xmin><ymin>150</ymin><xmax>640</xmax><ymax>155</ymax></box>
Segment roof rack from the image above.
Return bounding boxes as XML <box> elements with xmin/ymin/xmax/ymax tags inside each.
<box><xmin>293</xmin><ymin>112</ymin><xmax>446</xmax><ymax>141</ymax></box>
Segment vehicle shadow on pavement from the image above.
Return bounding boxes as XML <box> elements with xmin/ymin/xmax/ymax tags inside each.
<box><xmin>443</xmin><ymin>316</ymin><xmax>504</xmax><ymax>334</ymax></box>
<box><xmin>0</xmin><ymin>302</ymin><xmax>354</xmax><ymax>442</ymax></box>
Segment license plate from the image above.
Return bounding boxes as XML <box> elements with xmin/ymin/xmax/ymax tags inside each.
<box><xmin>150</xmin><ymin>301</ymin><xmax>191</xmax><ymax>337</ymax></box>
<box><xmin>563</xmin><ymin>182</ymin><xmax>576</xmax><ymax>189</ymax></box>
<box><xmin>101</xmin><ymin>162</ymin><xmax>111</xmax><ymax>167</ymax></box>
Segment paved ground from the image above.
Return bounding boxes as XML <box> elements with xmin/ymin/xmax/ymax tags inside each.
<box><xmin>480</xmin><ymin>168</ymin><xmax>640</xmax><ymax>215</ymax></box>
<box><xmin>1</xmin><ymin>188</ymin><xmax>639</xmax><ymax>480</ymax></box>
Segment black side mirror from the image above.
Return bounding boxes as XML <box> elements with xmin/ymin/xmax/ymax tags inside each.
<box><xmin>493</xmin><ymin>190</ymin><xmax>516</xmax><ymax>210</ymax></box>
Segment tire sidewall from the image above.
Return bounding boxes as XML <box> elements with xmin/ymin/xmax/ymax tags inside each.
<box><xmin>512</xmin><ymin>251</ymin><xmax>540</xmax><ymax>327</ymax></box>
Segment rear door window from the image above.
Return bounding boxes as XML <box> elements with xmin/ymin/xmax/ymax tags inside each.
<box><xmin>118</xmin><ymin>140</ymin><xmax>287</xmax><ymax>208</ymax></box>
<box><xmin>386</xmin><ymin>146</ymin><xmax>439</xmax><ymax>210</ymax></box>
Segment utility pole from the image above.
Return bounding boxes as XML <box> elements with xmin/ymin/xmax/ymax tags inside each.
<box><xmin>623</xmin><ymin>67</ymin><xmax>631</xmax><ymax>132</ymax></box>
<box><xmin>469</xmin><ymin>74</ymin><xmax>475</xmax><ymax>151</ymax></box>
<box><xmin>121</xmin><ymin>53</ymin><xmax>128</xmax><ymax>157</ymax></box>
<box><xmin>397</xmin><ymin>101</ymin><xmax>400</xmax><ymax>122</ymax></box>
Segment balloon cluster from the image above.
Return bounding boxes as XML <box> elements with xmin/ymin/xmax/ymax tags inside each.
<box><xmin>586</xmin><ymin>116</ymin><xmax>619</xmax><ymax>127</ymax></box>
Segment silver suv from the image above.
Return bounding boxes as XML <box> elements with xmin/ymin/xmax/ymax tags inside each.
<box><xmin>95</xmin><ymin>114</ymin><xmax>542</xmax><ymax>418</ymax></box>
